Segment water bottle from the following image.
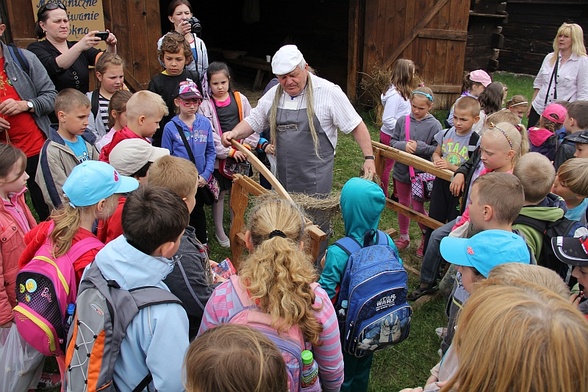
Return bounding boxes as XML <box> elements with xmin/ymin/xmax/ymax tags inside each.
<box><xmin>300</xmin><ymin>350</ymin><xmax>320</xmax><ymax>391</ymax></box>
<box><xmin>64</xmin><ymin>303</ymin><xmax>75</xmax><ymax>335</ymax></box>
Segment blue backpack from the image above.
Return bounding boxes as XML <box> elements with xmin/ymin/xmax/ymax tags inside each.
<box><xmin>334</xmin><ymin>230</ymin><xmax>412</xmax><ymax>358</ymax></box>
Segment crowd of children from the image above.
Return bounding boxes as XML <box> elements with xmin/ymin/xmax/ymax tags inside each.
<box><xmin>2</xmin><ymin>22</ymin><xmax>588</xmax><ymax>392</ymax></box>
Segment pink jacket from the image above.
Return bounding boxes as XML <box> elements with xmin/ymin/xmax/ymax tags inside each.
<box><xmin>0</xmin><ymin>192</ymin><xmax>37</xmax><ymax>325</ymax></box>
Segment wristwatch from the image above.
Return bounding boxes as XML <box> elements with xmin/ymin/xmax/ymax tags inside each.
<box><xmin>26</xmin><ymin>101</ymin><xmax>34</xmax><ymax>112</ymax></box>
<box><xmin>364</xmin><ymin>155</ymin><xmax>375</xmax><ymax>160</ymax></box>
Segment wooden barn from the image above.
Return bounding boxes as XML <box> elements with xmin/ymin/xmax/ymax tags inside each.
<box><xmin>2</xmin><ymin>0</ymin><xmax>496</xmax><ymax>109</ymax></box>
<box><xmin>499</xmin><ymin>0</ymin><xmax>588</xmax><ymax>75</ymax></box>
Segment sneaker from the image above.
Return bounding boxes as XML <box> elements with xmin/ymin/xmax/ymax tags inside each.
<box><xmin>435</xmin><ymin>327</ymin><xmax>447</xmax><ymax>338</ymax></box>
<box><xmin>35</xmin><ymin>372</ymin><xmax>61</xmax><ymax>391</ymax></box>
<box><xmin>416</xmin><ymin>239</ymin><xmax>425</xmax><ymax>257</ymax></box>
<box><xmin>394</xmin><ymin>237</ymin><xmax>410</xmax><ymax>250</ymax></box>
<box><xmin>407</xmin><ymin>283</ymin><xmax>438</xmax><ymax>301</ymax></box>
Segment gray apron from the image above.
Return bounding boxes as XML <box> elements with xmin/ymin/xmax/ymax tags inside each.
<box><xmin>275</xmin><ymin>107</ymin><xmax>334</xmax><ymax>265</ymax></box>
<box><xmin>275</xmin><ymin>107</ymin><xmax>334</xmax><ymax>196</ymax></box>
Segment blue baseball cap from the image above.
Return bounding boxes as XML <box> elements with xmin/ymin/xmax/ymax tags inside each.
<box><xmin>440</xmin><ymin>230</ymin><xmax>531</xmax><ymax>277</ymax></box>
<box><xmin>63</xmin><ymin>161</ymin><xmax>139</xmax><ymax>207</ymax></box>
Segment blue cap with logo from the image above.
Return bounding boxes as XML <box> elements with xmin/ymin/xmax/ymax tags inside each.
<box><xmin>440</xmin><ymin>230</ymin><xmax>531</xmax><ymax>277</ymax></box>
<box><xmin>63</xmin><ymin>160</ymin><xmax>139</xmax><ymax>207</ymax></box>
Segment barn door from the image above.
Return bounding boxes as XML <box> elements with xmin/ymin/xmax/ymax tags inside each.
<box><xmin>350</xmin><ymin>0</ymin><xmax>470</xmax><ymax>109</ymax></box>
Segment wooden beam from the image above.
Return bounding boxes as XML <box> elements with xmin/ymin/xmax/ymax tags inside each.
<box><xmin>386</xmin><ymin>199</ymin><xmax>443</xmax><ymax>230</ymax></box>
<box><xmin>418</xmin><ymin>28</ymin><xmax>467</xmax><ymax>41</ymax></box>
<box><xmin>347</xmin><ymin>0</ymin><xmax>362</xmax><ymax>100</ymax></box>
<box><xmin>383</xmin><ymin>0</ymin><xmax>449</xmax><ymax>69</ymax></box>
<box><xmin>372</xmin><ymin>141</ymin><xmax>453</xmax><ymax>181</ymax></box>
<box><xmin>428</xmin><ymin>84</ymin><xmax>463</xmax><ymax>94</ymax></box>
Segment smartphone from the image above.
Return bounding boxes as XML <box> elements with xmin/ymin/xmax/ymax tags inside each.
<box><xmin>95</xmin><ymin>31</ymin><xmax>109</xmax><ymax>41</ymax></box>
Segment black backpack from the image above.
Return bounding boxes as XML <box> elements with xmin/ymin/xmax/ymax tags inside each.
<box><xmin>514</xmin><ymin>215</ymin><xmax>587</xmax><ymax>283</ymax></box>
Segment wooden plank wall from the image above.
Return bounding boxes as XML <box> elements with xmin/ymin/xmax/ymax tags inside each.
<box><xmin>357</xmin><ymin>0</ymin><xmax>470</xmax><ymax>109</ymax></box>
<box><xmin>499</xmin><ymin>0</ymin><xmax>588</xmax><ymax>75</ymax></box>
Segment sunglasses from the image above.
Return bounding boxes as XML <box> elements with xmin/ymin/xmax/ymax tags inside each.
<box><xmin>38</xmin><ymin>2</ymin><xmax>67</xmax><ymax>17</ymax></box>
<box><xmin>179</xmin><ymin>99</ymin><xmax>202</xmax><ymax>107</ymax></box>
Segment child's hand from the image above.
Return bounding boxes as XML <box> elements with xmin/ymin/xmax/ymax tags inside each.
<box><xmin>406</xmin><ymin>140</ymin><xmax>417</xmax><ymax>154</ymax></box>
<box><xmin>450</xmin><ymin>173</ymin><xmax>465</xmax><ymax>196</ymax></box>
<box><xmin>233</xmin><ymin>150</ymin><xmax>248</xmax><ymax>162</ymax></box>
<box><xmin>265</xmin><ymin>143</ymin><xmax>275</xmax><ymax>155</ymax></box>
<box><xmin>433</xmin><ymin>158</ymin><xmax>448</xmax><ymax>170</ymax></box>
<box><xmin>197</xmin><ymin>175</ymin><xmax>207</xmax><ymax>188</ymax></box>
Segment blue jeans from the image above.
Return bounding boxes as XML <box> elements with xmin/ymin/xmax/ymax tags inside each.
<box><xmin>419</xmin><ymin>218</ymin><xmax>456</xmax><ymax>285</ymax></box>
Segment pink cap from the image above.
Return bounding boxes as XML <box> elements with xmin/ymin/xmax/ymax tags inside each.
<box><xmin>469</xmin><ymin>70</ymin><xmax>492</xmax><ymax>87</ymax></box>
<box><xmin>542</xmin><ymin>103</ymin><xmax>567</xmax><ymax>124</ymax></box>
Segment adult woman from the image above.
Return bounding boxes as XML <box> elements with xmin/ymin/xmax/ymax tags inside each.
<box><xmin>199</xmin><ymin>195</ymin><xmax>344</xmax><ymax>392</ymax></box>
<box><xmin>158</xmin><ymin>0</ymin><xmax>208</xmax><ymax>83</ymax></box>
<box><xmin>28</xmin><ymin>2</ymin><xmax>117</xmax><ymax>93</ymax></box>
<box><xmin>528</xmin><ymin>23</ymin><xmax>588</xmax><ymax>127</ymax></box>
<box><xmin>0</xmin><ymin>17</ymin><xmax>55</xmax><ymax>221</ymax></box>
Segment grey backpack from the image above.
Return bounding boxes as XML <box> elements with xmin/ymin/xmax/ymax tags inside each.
<box><xmin>63</xmin><ymin>263</ymin><xmax>182</xmax><ymax>392</ymax></box>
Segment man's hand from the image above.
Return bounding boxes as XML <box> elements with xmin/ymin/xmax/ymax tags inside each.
<box><xmin>0</xmin><ymin>99</ymin><xmax>28</xmax><ymax>117</ymax></box>
<box><xmin>221</xmin><ymin>131</ymin><xmax>235</xmax><ymax>147</ymax></box>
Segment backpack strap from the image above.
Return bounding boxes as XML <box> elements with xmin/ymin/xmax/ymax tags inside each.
<box><xmin>467</xmin><ymin>132</ymin><xmax>480</xmax><ymax>157</ymax></box>
<box><xmin>233</xmin><ymin>91</ymin><xmax>244</xmax><ymax>122</ymax></box>
<box><xmin>513</xmin><ymin>214</ymin><xmax>548</xmax><ymax>234</ymax></box>
<box><xmin>7</xmin><ymin>44</ymin><xmax>30</xmax><ymax>74</ymax></box>
<box><xmin>173</xmin><ymin>122</ymin><xmax>196</xmax><ymax>164</ymax></box>
<box><xmin>65</xmin><ymin>236</ymin><xmax>104</xmax><ymax>262</ymax></box>
<box><xmin>333</xmin><ymin>236</ymin><xmax>362</xmax><ymax>256</ymax></box>
<box><xmin>129</xmin><ymin>286</ymin><xmax>183</xmax><ymax>308</ymax></box>
<box><xmin>90</xmin><ymin>90</ymin><xmax>100</xmax><ymax>120</ymax></box>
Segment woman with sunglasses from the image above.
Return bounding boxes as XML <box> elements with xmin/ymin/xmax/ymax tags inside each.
<box><xmin>28</xmin><ymin>2</ymin><xmax>118</xmax><ymax>94</ymax></box>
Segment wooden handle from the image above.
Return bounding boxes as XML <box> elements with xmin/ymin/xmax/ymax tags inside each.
<box><xmin>230</xmin><ymin>140</ymin><xmax>293</xmax><ymax>202</ymax></box>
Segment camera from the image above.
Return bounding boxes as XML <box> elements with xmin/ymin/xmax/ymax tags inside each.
<box><xmin>187</xmin><ymin>17</ymin><xmax>202</xmax><ymax>34</ymax></box>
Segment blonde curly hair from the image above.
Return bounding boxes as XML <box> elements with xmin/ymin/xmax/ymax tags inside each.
<box><xmin>239</xmin><ymin>195</ymin><xmax>323</xmax><ymax>346</ymax></box>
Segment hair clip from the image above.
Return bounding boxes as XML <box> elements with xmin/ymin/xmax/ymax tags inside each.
<box><xmin>269</xmin><ymin>229</ymin><xmax>287</xmax><ymax>239</ymax></box>
<box><xmin>412</xmin><ymin>90</ymin><xmax>433</xmax><ymax>102</ymax></box>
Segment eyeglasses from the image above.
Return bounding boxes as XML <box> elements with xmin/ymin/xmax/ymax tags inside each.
<box><xmin>179</xmin><ymin>99</ymin><xmax>202</xmax><ymax>107</ymax></box>
<box><xmin>38</xmin><ymin>2</ymin><xmax>67</xmax><ymax>17</ymax></box>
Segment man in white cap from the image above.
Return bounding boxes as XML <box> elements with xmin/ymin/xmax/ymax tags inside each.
<box><xmin>221</xmin><ymin>44</ymin><xmax>375</xmax><ymax>197</ymax></box>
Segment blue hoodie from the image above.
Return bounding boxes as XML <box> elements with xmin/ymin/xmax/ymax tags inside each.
<box><xmin>93</xmin><ymin>235</ymin><xmax>189</xmax><ymax>392</ymax></box>
<box><xmin>319</xmin><ymin>178</ymin><xmax>402</xmax><ymax>300</ymax></box>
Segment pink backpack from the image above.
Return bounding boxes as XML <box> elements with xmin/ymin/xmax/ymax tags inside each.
<box><xmin>13</xmin><ymin>224</ymin><xmax>103</xmax><ymax>356</ymax></box>
<box><xmin>228</xmin><ymin>275</ymin><xmax>319</xmax><ymax>392</ymax></box>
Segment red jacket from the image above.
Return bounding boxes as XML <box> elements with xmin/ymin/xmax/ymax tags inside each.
<box><xmin>98</xmin><ymin>126</ymin><xmax>149</xmax><ymax>163</ymax></box>
<box><xmin>97</xmin><ymin>196</ymin><xmax>126</xmax><ymax>244</ymax></box>
<box><xmin>0</xmin><ymin>192</ymin><xmax>37</xmax><ymax>325</ymax></box>
<box><xmin>18</xmin><ymin>220</ymin><xmax>103</xmax><ymax>285</ymax></box>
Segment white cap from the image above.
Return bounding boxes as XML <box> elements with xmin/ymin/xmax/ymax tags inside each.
<box><xmin>271</xmin><ymin>45</ymin><xmax>305</xmax><ymax>75</ymax></box>
<box><xmin>109</xmin><ymin>139</ymin><xmax>170</xmax><ymax>176</ymax></box>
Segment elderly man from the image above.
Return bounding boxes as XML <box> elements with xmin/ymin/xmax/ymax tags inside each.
<box><xmin>222</xmin><ymin>44</ymin><xmax>375</xmax><ymax>196</ymax></box>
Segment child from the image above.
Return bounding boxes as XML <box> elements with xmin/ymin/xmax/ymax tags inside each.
<box><xmin>438</xmin><ymin>173</ymin><xmax>530</xmax><ymax>354</ymax></box>
<box><xmin>95</xmin><ymin>89</ymin><xmax>133</xmax><ymax>151</ymax></box>
<box><xmin>320</xmin><ymin>177</ymin><xmax>400</xmax><ymax>392</ymax></box>
<box><xmin>88</xmin><ymin>186</ymin><xmax>189</xmax><ymax>391</ymax></box>
<box><xmin>162</xmin><ymin>79</ymin><xmax>215</xmax><ymax>246</ymax></box>
<box><xmin>472</xmin><ymin>81</ymin><xmax>505</xmax><ymax>134</ymax></box>
<box><xmin>552</xmin><ymin>158</ymin><xmax>588</xmax><ymax>225</ymax></box>
<box><xmin>99</xmin><ymin>90</ymin><xmax>168</xmax><ymax>163</ymax></box>
<box><xmin>426</xmin><ymin>97</ymin><xmax>480</xmax><ymax>253</ymax></box>
<box><xmin>199</xmin><ymin>195</ymin><xmax>344</xmax><ymax>391</ymax></box>
<box><xmin>199</xmin><ymin>61</ymin><xmax>258</xmax><ymax>248</ymax></box>
<box><xmin>86</xmin><ymin>53</ymin><xmax>125</xmax><ymax>145</ymax></box>
<box><xmin>0</xmin><ymin>144</ymin><xmax>59</xmax><ymax>392</ymax></box>
<box><xmin>380</xmin><ymin>59</ymin><xmax>416</xmax><ymax>198</ymax></box>
<box><xmin>36</xmin><ymin>89</ymin><xmax>99</xmax><ymax>211</ymax></box>
<box><xmin>97</xmin><ymin>138</ymin><xmax>170</xmax><ymax>243</ymax></box>
<box><xmin>410</xmin><ymin>115</ymin><xmax>525</xmax><ymax>300</ymax></box>
<box><xmin>505</xmin><ymin>94</ymin><xmax>529</xmax><ymax>121</ymax></box>
<box><xmin>148</xmin><ymin>31</ymin><xmax>201</xmax><ymax>147</ymax></box>
<box><xmin>391</xmin><ymin>86</ymin><xmax>442</xmax><ymax>254</ymax></box>
<box><xmin>569</xmin><ymin>129</ymin><xmax>588</xmax><ymax>158</ymax></box>
<box><xmin>528</xmin><ymin>103</ymin><xmax>567</xmax><ymax>161</ymax></box>
<box><xmin>446</xmin><ymin>69</ymin><xmax>491</xmax><ymax>127</ymax></box>
<box><xmin>149</xmin><ymin>155</ymin><xmax>218</xmax><ymax>339</ymax></box>
<box><xmin>185</xmin><ymin>324</ymin><xmax>288</xmax><ymax>392</ymax></box>
<box><xmin>554</xmin><ymin>100</ymin><xmax>588</xmax><ymax>170</ymax></box>
<box><xmin>19</xmin><ymin>160</ymin><xmax>138</xmax><ymax>378</ymax></box>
